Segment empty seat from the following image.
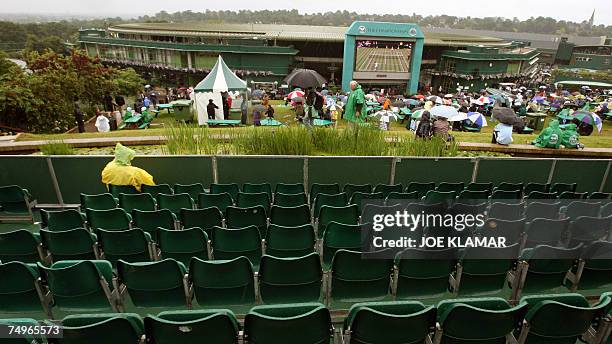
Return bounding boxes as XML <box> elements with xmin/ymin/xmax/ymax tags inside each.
<box><xmin>525</xmin><ymin>191</ymin><xmax>557</xmax><ymax>200</ymax></box>
<box><xmin>313</xmin><ymin>192</ymin><xmax>347</xmax><ymax>219</ymax></box>
<box><xmin>321</xmin><ymin>222</ymin><xmax>363</xmax><ymax>268</ymax></box>
<box><xmin>563</xmin><ymin>200</ymin><xmax>602</xmax><ymax>220</ymax></box>
<box><xmin>97</xmin><ymin>228</ymin><xmax>154</xmax><ymax>265</ymax></box>
<box><xmin>490</xmin><ymin>189</ymin><xmax>523</xmax><ymax>202</ymax></box>
<box><xmin>524</xmin><ymin>201</ymin><xmax>561</xmax><ymax>221</ymax></box>
<box><xmin>456</xmin><ymin>190</ymin><xmax>489</xmax><ymax>203</ymax></box>
<box><xmin>569</xmin><ymin>241</ymin><xmax>612</xmax><ymax>292</ymax></box>
<box><xmin>118</xmin><ymin>193</ymin><xmax>156</xmax><ymax>212</ymax></box>
<box><xmin>318</xmin><ymin>204</ymin><xmax>359</xmax><ymax>235</ymax></box>
<box><xmin>237</xmin><ymin>192</ymin><xmax>271</xmax><ymax>215</ymax></box>
<box><xmin>343</xmin><ymin>301</ymin><xmax>436</xmax><ymax>344</ymax></box>
<box><xmin>393</xmin><ymin>248</ymin><xmax>457</xmax><ymax>299</ymax></box>
<box><xmin>132</xmin><ymin>209</ymin><xmax>176</xmax><ymax>240</ymax></box>
<box><xmin>349</xmin><ymin>192</ymin><xmax>384</xmax><ymax>212</ymax></box>
<box><xmin>550</xmin><ymin>182</ymin><xmax>577</xmax><ymax>195</ymax></box>
<box><xmin>558</xmin><ymin>191</ymin><xmax>588</xmax><ymax>199</ymax></box>
<box><xmin>422</xmin><ymin>190</ymin><xmax>455</xmax><ymax>206</ymax></box>
<box><xmin>243</xmin><ymin>183</ymin><xmax>272</xmax><ymax>200</ymax></box>
<box><xmin>141</xmin><ymin>184</ymin><xmax>173</xmax><ymax>198</ymax></box>
<box><xmin>80</xmin><ymin>193</ymin><xmax>117</xmax><ymax>211</ymax></box>
<box><xmin>173</xmin><ymin>183</ymin><xmax>205</xmax><ymax>204</ymax></box>
<box><xmin>273</xmin><ymin>192</ymin><xmax>308</xmax><ymax>207</ymax></box>
<box><xmin>117</xmin><ymin>259</ymin><xmax>189</xmax><ymax>308</ymax></box>
<box><xmin>385</xmin><ymin>191</ymin><xmax>419</xmax><ymax>203</ymax></box>
<box><xmin>265</xmin><ymin>224</ymin><xmax>316</xmax><ymax>258</ymax></box>
<box><xmin>211</xmin><ymin>226</ymin><xmax>262</xmax><ymax>269</ymax></box>
<box><xmin>188</xmin><ymin>256</ymin><xmax>255</xmax><ymax>307</ymax></box>
<box><xmin>524</xmin><ymin>182</ymin><xmax>550</xmax><ymax>195</ymax></box>
<box><xmin>258</xmin><ymin>253</ymin><xmax>323</xmax><ymax>303</ymax></box>
<box><xmin>40</xmin><ymin>228</ymin><xmax>98</xmax><ymax>262</ymax></box>
<box><xmin>343</xmin><ymin>184</ymin><xmax>372</xmax><ymax>199</ymax></box>
<box><xmin>0</xmin><ymin>185</ymin><xmax>35</xmax><ymax>222</ymax></box>
<box><xmin>436</xmin><ymin>182</ymin><xmax>464</xmax><ymax>194</ymax></box>
<box><xmin>0</xmin><ymin>261</ymin><xmax>48</xmax><ymax>315</ymax></box>
<box><xmin>225</xmin><ymin>206</ymin><xmax>267</xmax><ymax>237</ymax></box>
<box><xmin>602</xmin><ymin>202</ymin><xmax>612</xmax><ymax>217</ymax></box>
<box><xmin>244</xmin><ymin>303</ymin><xmax>332</xmax><ymax>344</ymax></box>
<box><xmin>478</xmin><ymin>218</ymin><xmax>525</xmax><ymax>244</ymax></box>
<box><xmin>373</xmin><ymin>184</ymin><xmax>403</xmax><ymax>198</ymax></box>
<box><xmin>487</xmin><ymin>202</ymin><xmax>525</xmax><ymax>221</ymax></box>
<box><xmin>158</xmin><ymin>227</ymin><xmax>209</xmax><ymax>267</ymax></box>
<box><xmin>466</xmin><ymin>182</ymin><xmax>493</xmax><ymax>193</ymax></box>
<box><xmin>567</xmin><ymin>216</ymin><xmax>612</xmax><ymax>247</ymax></box>
<box><xmin>179</xmin><ymin>207</ymin><xmax>222</xmax><ymax>236</ymax></box>
<box><xmin>38</xmin><ymin>260</ymin><xmax>117</xmax><ymax>313</ymax></box>
<box><xmin>85</xmin><ymin>208</ymin><xmax>131</xmax><ymax>231</ymax></box>
<box><xmin>269</xmin><ymin>204</ymin><xmax>311</xmax><ymax>227</ymax></box>
<box><xmin>157</xmin><ymin>193</ymin><xmax>194</xmax><ymax>215</ymax></box>
<box><xmin>0</xmin><ymin>229</ymin><xmax>43</xmax><ymax>263</ymax></box>
<box><xmin>40</xmin><ymin>209</ymin><xmax>85</xmax><ymax>232</ymax></box>
<box><xmin>524</xmin><ymin>218</ymin><xmax>569</xmax><ymax>248</ymax></box>
<box><xmin>210</xmin><ymin>183</ymin><xmax>240</xmax><ymax>202</ymax></box>
<box><xmin>274</xmin><ymin>183</ymin><xmax>304</xmax><ymax>195</ymax></box>
<box><xmin>310</xmin><ymin>183</ymin><xmax>340</xmax><ymax>204</ymax></box>
<box><xmin>589</xmin><ymin>192</ymin><xmax>610</xmax><ymax>200</ymax></box>
<box><xmin>58</xmin><ymin>313</ymin><xmax>144</xmax><ymax>344</ymax></box>
<box><xmin>329</xmin><ymin>250</ymin><xmax>393</xmax><ymax>303</ymax></box>
<box><xmin>108</xmin><ymin>184</ymin><xmax>139</xmax><ymax>197</ymax></box>
<box><xmin>495</xmin><ymin>182</ymin><xmax>524</xmax><ymax>192</ymax></box>
<box><xmin>405</xmin><ymin>182</ymin><xmax>436</xmax><ymax>199</ymax></box>
<box><xmin>433</xmin><ymin>297</ymin><xmax>527</xmax><ymax>343</ymax></box>
<box><xmin>198</xmin><ymin>192</ymin><xmax>233</xmax><ymax>213</ymax></box>
<box><xmin>144</xmin><ymin>309</ymin><xmax>240</xmax><ymax>344</ymax></box>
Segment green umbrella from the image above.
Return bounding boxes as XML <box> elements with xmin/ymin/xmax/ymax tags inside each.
<box><xmin>411</xmin><ymin>109</ymin><xmax>426</xmax><ymax>120</ymax></box>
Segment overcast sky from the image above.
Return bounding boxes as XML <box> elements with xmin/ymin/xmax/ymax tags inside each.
<box><xmin>2</xmin><ymin>0</ymin><xmax>612</xmax><ymax>25</ymax></box>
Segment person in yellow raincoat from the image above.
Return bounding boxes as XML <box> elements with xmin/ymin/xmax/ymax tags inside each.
<box><xmin>101</xmin><ymin>143</ymin><xmax>155</xmax><ymax>191</ymax></box>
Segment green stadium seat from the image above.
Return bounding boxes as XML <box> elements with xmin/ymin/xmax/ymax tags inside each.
<box><xmin>466</xmin><ymin>182</ymin><xmax>493</xmax><ymax>193</ymax></box>
<box><xmin>108</xmin><ymin>184</ymin><xmax>140</xmax><ymax>198</ymax></box>
<box><xmin>422</xmin><ymin>190</ymin><xmax>455</xmax><ymax>207</ymax></box>
<box><xmin>37</xmin><ymin>260</ymin><xmax>117</xmax><ymax>313</ymax></box>
<box><xmin>58</xmin><ymin>313</ymin><xmax>144</xmax><ymax>344</ymax></box>
<box><xmin>405</xmin><ymin>182</ymin><xmax>435</xmax><ymax>199</ymax></box>
<box><xmin>436</xmin><ymin>182</ymin><xmax>464</xmax><ymax>194</ymax></box>
<box><xmin>97</xmin><ymin>228</ymin><xmax>154</xmax><ymax>265</ymax></box>
<box><xmin>478</xmin><ymin>218</ymin><xmax>525</xmax><ymax>245</ymax></box>
<box><xmin>244</xmin><ymin>303</ymin><xmax>332</xmax><ymax>344</ymax></box>
<box><xmin>490</xmin><ymin>190</ymin><xmax>523</xmax><ymax>202</ymax></box>
<box><xmin>211</xmin><ymin>226</ymin><xmax>262</xmax><ymax>270</ymax></box>
<box><xmin>456</xmin><ymin>190</ymin><xmax>489</xmax><ymax>202</ymax></box>
<box><xmin>273</xmin><ymin>192</ymin><xmax>308</xmax><ymax>207</ymax></box>
<box><xmin>385</xmin><ymin>191</ymin><xmax>419</xmax><ymax>203</ymax></box>
<box><xmin>173</xmin><ymin>183</ymin><xmax>205</xmax><ymax>204</ymax></box>
<box><xmin>80</xmin><ymin>193</ymin><xmax>117</xmax><ymax>211</ymax></box>
<box><xmin>188</xmin><ymin>256</ymin><xmax>256</xmax><ymax>307</ymax></box>
<box><xmin>141</xmin><ymin>184</ymin><xmax>173</xmax><ymax>198</ymax></box>
<box><xmin>589</xmin><ymin>192</ymin><xmax>610</xmax><ymax>200</ymax></box>
<box><xmin>210</xmin><ymin>183</ymin><xmax>240</xmax><ymax>202</ymax></box>
<box><xmin>550</xmin><ymin>183</ymin><xmax>578</xmax><ymax>195</ymax></box>
<box><xmin>487</xmin><ymin>202</ymin><xmax>525</xmax><ymax>221</ymax></box>
<box><xmin>237</xmin><ymin>192</ymin><xmax>271</xmax><ymax>215</ymax></box>
<box><xmin>0</xmin><ymin>185</ymin><xmax>36</xmax><ymax>222</ymax></box>
<box><xmin>495</xmin><ymin>182</ymin><xmax>524</xmax><ymax>192</ymax></box>
<box><xmin>265</xmin><ymin>224</ymin><xmax>316</xmax><ymax>258</ymax></box>
<box><xmin>269</xmin><ymin>204</ymin><xmax>311</xmax><ymax>227</ymax></box>
<box><xmin>321</xmin><ymin>222</ymin><xmax>363</xmax><ymax>269</ymax></box>
<box><xmin>132</xmin><ymin>209</ymin><xmax>177</xmax><ymax>241</ymax></box>
<box><xmin>433</xmin><ymin>297</ymin><xmax>528</xmax><ymax>343</ymax></box>
<box><xmin>0</xmin><ymin>229</ymin><xmax>44</xmax><ymax>263</ymax></box>
<box><xmin>342</xmin><ymin>184</ymin><xmax>372</xmax><ymax>199</ymax></box>
<box><xmin>0</xmin><ymin>262</ymin><xmax>48</xmax><ymax>315</ymax></box>
<box><xmin>243</xmin><ymin>183</ymin><xmax>272</xmax><ymax>200</ymax></box>
<box><xmin>40</xmin><ymin>209</ymin><xmax>86</xmax><ymax>232</ymax></box>
<box><xmin>524</xmin><ymin>218</ymin><xmax>569</xmax><ymax>248</ymax></box>
<box><xmin>517</xmin><ymin>293</ymin><xmax>610</xmax><ymax>344</ymax></box>
<box><xmin>144</xmin><ymin>309</ymin><xmax>240</xmax><ymax>344</ymax></box>
<box><xmin>198</xmin><ymin>192</ymin><xmax>233</xmax><ymax>213</ymax></box>
<box><xmin>179</xmin><ymin>207</ymin><xmax>222</xmax><ymax>236</ymax></box>
<box><xmin>343</xmin><ymin>301</ymin><xmax>436</xmax><ymax>344</ymax></box>
<box><xmin>310</xmin><ymin>183</ymin><xmax>340</xmax><ymax>204</ymax></box>
<box><xmin>85</xmin><ymin>208</ymin><xmax>131</xmax><ymax>231</ymax></box>
<box><xmin>524</xmin><ymin>201</ymin><xmax>561</xmax><ymax>221</ymax></box>
<box><xmin>602</xmin><ymin>202</ymin><xmax>612</xmax><ymax>217</ymax></box>
<box><xmin>450</xmin><ymin>244</ymin><xmax>520</xmax><ymax>297</ymax></box>
<box><xmin>373</xmin><ymin>184</ymin><xmax>403</xmax><ymax>198</ymax></box>
<box><xmin>393</xmin><ymin>248</ymin><xmax>457</xmax><ymax>299</ymax></box>
<box><xmin>567</xmin><ymin>216</ymin><xmax>612</xmax><ymax>247</ymax></box>
<box><xmin>116</xmin><ymin>259</ymin><xmax>189</xmax><ymax>309</ymax></box>
<box><xmin>274</xmin><ymin>183</ymin><xmax>304</xmax><ymax>195</ymax></box>
<box><xmin>157</xmin><ymin>227</ymin><xmax>209</xmax><ymax>267</ymax></box>
<box><xmin>40</xmin><ymin>228</ymin><xmax>98</xmax><ymax>262</ymax></box>
<box><xmin>258</xmin><ymin>253</ymin><xmax>323</xmax><ymax>304</ymax></box>
<box><xmin>567</xmin><ymin>241</ymin><xmax>612</xmax><ymax>292</ymax></box>
<box><xmin>524</xmin><ymin>182</ymin><xmax>550</xmax><ymax>195</ymax></box>
<box><xmin>156</xmin><ymin>193</ymin><xmax>194</xmax><ymax>215</ymax></box>
<box><xmin>225</xmin><ymin>206</ymin><xmax>267</xmax><ymax>237</ymax></box>
<box><xmin>313</xmin><ymin>193</ymin><xmax>348</xmax><ymax>219</ymax></box>
<box><xmin>558</xmin><ymin>191</ymin><xmax>588</xmax><ymax>199</ymax></box>
<box><xmin>563</xmin><ymin>200</ymin><xmax>602</xmax><ymax>220</ymax></box>
<box><xmin>118</xmin><ymin>193</ymin><xmax>156</xmax><ymax>212</ymax></box>
<box><xmin>329</xmin><ymin>250</ymin><xmax>393</xmax><ymax>304</ymax></box>
<box><xmin>525</xmin><ymin>191</ymin><xmax>558</xmax><ymax>200</ymax></box>
<box><xmin>318</xmin><ymin>205</ymin><xmax>359</xmax><ymax>236</ymax></box>
<box><xmin>349</xmin><ymin>192</ymin><xmax>384</xmax><ymax>213</ymax></box>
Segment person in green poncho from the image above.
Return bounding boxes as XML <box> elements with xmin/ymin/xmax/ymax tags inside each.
<box><xmin>560</xmin><ymin>123</ymin><xmax>583</xmax><ymax>149</ymax></box>
<box><xmin>344</xmin><ymin>81</ymin><xmax>366</xmax><ymax>128</ymax></box>
<box><xmin>533</xmin><ymin>119</ymin><xmax>563</xmax><ymax>149</ymax></box>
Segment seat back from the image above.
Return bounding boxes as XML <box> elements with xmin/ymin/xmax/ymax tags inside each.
<box><xmin>189</xmin><ymin>256</ymin><xmax>255</xmax><ymax>307</ymax></box>
<box><xmin>0</xmin><ymin>185</ymin><xmax>31</xmax><ymax>213</ymax></box>
<box><xmin>564</xmin><ymin>201</ymin><xmax>602</xmax><ymax>220</ymax></box>
<box><xmin>80</xmin><ymin>193</ymin><xmax>117</xmax><ymax>211</ymax></box>
<box><xmin>40</xmin><ymin>209</ymin><xmax>85</xmax><ymax>232</ymax></box>
<box><xmin>568</xmin><ymin>216</ymin><xmax>612</xmax><ymax>247</ymax></box>
<box><xmin>322</xmin><ymin>221</ymin><xmax>363</xmax><ymax>267</ymax></box>
<box><xmin>85</xmin><ymin>208</ymin><xmax>130</xmax><ymax>231</ymax></box>
<box><xmin>349</xmin><ymin>192</ymin><xmax>384</xmax><ymax>212</ymax></box>
<box><xmin>269</xmin><ymin>205</ymin><xmax>311</xmax><ymax>227</ymax></box>
<box><xmin>0</xmin><ymin>229</ymin><xmax>41</xmax><ymax>263</ymax></box>
<box><xmin>373</xmin><ymin>184</ymin><xmax>403</xmax><ymax>198</ymax></box>
<box><xmin>330</xmin><ymin>250</ymin><xmax>393</xmax><ymax>302</ymax></box>
<box><xmin>40</xmin><ymin>228</ymin><xmax>96</xmax><ymax>262</ymax></box>
<box><xmin>558</xmin><ymin>191</ymin><xmax>588</xmax><ymax>200</ymax></box>
<box><xmin>550</xmin><ymin>183</ymin><xmax>577</xmax><ymax>195</ymax></box>
<box><xmin>457</xmin><ymin>190</ymin><xmax>489</xmax><ymax>201</ymax></box>
<box><xmin>405</xmin><ymin>182</ymin><xmax>436</xmax><ymax>199</ymax></box>
<box><xmin>457</xmin><ymin>244</ymin><xmax>520</xmax><ymax>296</ymax></box>
<box><xmin>524</xmin><ymin>183</ymin><xmax>550</xmax><ymax>195</ymax></box>
<box><xmin>524</xmin><ymin>201</ymin><xmax>560</xmax><ymax>221</ymax></box>
<box><xmin>259</xmin><ymin>253</ymin><xmax>322</xmax><ymax>303</ymax></box>
<box><xmin>394</xmin><ymin>248</ymin><xmax>457</xmax><ymax>299</ymax></box>
<box><xmin>265</xmin><ymin>224</ymin><xmax>316</xmax><ymax>258</ymax></box>
<box><xmin>524</xmin><ymin>218</ymin><xmax>569</xmax><ymax>248</ymax></box>
<box><xmin>237</xmin><ymin>192</ymin><xmax>271</xmax><ymax>215</ymax></box>
<box><xmin>589</xmin><ymin>192</ymin><xmax>610</xmax><ymax>200</ymax></box>
<box><xmin>198</xmin><ymin>192</ymin><xmax>233</xmax><ymax>213</ymax></box>
<box><xmin>495</xmin><ymin>182</ymin><xmax>524</xmax><ymax>192</ymax></box>
<box><xmin>313</xmin><ymin>193</ymin><xmax>347</xmax><ymax>219</ymax></box>
<box><xmin>157</xmin><ymin>193</ymin><xmax>194</xmax><ymax>214</ymax></box>
<box><xmin>158</xmin><ymin>227</ymin><xmax>209</xmax><ymax>267</ymax></box>
<box><xmin>211</xmin><ymin>226</ymin><xmax>262</xmax><ymax>268</ymax></box>
<box><xmin>144</xmin><ymin>309</ymin><xmax>240</xmax><ymax>344</ymax></box>
<box><xmin>318</xmin><ymin>205</ymin><xmax>359</xmax><ymax>234</ymax></box>
<box><xmin>225</xmin><ymin>206</ymin><xmax>268</xmax><ymax>237</ymax></box>
<box><xmin>97</xmin><ymin>228</ymin><xmax>152</xmax><ymax>265</ymax></box>
<box><xmin>210</xmin><ymin>183</ymin><xmax>240</xmax><ymax>201</ymax></box>
<box><xmin>273</xmin><ymin>192</ymin><xmax>308</xmax><ymax>207</ymax></box>
<box><xmin>0</xmin><ymin>262</ymin><xmax>43</xmax><ymax>313</ymax></box>
<box><xmin>310</xmin><ymin>183</ymin><xmax>340</xmax><ymax>204</ymax></box>
<box><xmin>173</xmin><ymin>183</ymin><xmax>205</xmax><ymax>203</ymax></box>
<box><xmin>117</xmin><ymin>259</ymin><xmax>187</xmax><ymax>308</ymax></box>
<box><xmin>141</xmin><ymin>184</ymin><xmax>173</xmax><ymax>198</ymax></box>
<box><xmin>343</xmin><ymin>184</ymin><xmax>372</xmax><ymax>199</ymax></box>
<box><xmin>522</xmin><ymin>245</ymin><xmax>583</xmax><ymax>294</ymax></box>
<box><xmin>275</xmin><ymin>183</ymin><xmax>304</xmax><ymax>195</ymax></box>
<box><xmin>577</xmin><ymin>241</ymin><xmax>612</xmax><ymax>290</ymax></box>
<box><xmin>480</xmin><ymin>218</ymin><xmax>525</xmax><ymax>244</ymax></box>
<box><xmin>59</xmin><ymin>313</ymin><xmax>144</xmax><ymax>344</ymax></box>
<box><xmin>132</xmin><ymin>209</ymin><xmax>176</xmax><ymax>240</ymax></box>
<box><xmin>108</xmin><ymin>184</ymin><xmax>139</xmax><ymax>197</ymax></box>
<box><xmin>385</xmin><ymin>191</ymin><xmax>419</xmax><ymax>203</ymax></box>
<box><xmin>526</xmin><ymin>191</ymin><xmax>557</xmax><ymax>200</ymax></box>
<box><xmin>466</xmin><ymin>182</ymin><xmax>493</xmax><ymax>193</ymax></box>
<box><xmin>423</xmin><ymin>190</ymin><xmax>456</xmax><ymax>207</ymax></box>
<box><xmin>436</xmin><ymin>182</ymin><xmax>464</xmax><ymax>194</ymax></box>
<box><xmin>179</xmin><ymin>207</ymin><xmax>222</xmax><ymax>236</ymax></box>
<box><xmin>118</xmin><ymin>193</ymin><xmax>156</xmax><ymax>212</ymax></box>
<box><xmin>243</xmin><ymin>183</ymin><xmax>272</xmax><ymax>200</ymax></box>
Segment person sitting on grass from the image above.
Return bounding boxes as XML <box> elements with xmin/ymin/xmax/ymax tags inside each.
<box><xmin>533</xmin><ymin>120</ymin><xmax>563</xmax><ymax>149</ymax></box>
<box><xmin>253</xmin><ymin>107</ymin><xmax>262</xmax><ymax>126</ymax></box>
<box><xmin>265</xmin><ymin>104</ymin><xmax>275</xmax><ymax>119</ymax></box>
<box><xmin>101</xmin><ymin>143</ymin><xmax>155</xmax><ymax>191</ymax></box>
<box><xmin>492</xmin><ymin>122</ymin><xmax>513</xmax><ymax>145</ymax></box>
<box><xmin>415</xmin><ymin>111</ymin><xmax>432</xmax><ymax>139</ymax></box>
<box><xmin>432</xmin><ymin>116</ymin><xmax>453</xmax><ymax>141</ymax></box>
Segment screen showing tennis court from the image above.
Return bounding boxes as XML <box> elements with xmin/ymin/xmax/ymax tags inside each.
<box><xmin>355</xmin><ymin>40</ymin><xmax>413</xmax><ymax>73</ymax></box>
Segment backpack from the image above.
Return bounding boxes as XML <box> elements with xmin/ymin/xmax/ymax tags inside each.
<box><xmin>314</xmin><ymin>93</ymin><xmax>324</xmax><ymax>111</ymax></box>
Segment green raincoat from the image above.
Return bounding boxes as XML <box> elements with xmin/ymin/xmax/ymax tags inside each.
<box><xmin>560</xmin><ymin>123</ymin><xmax>581</xmax><ymax>149</ymax></box>
<box><xmin>344</xmin><ymin>85</ymin><xmax>366</xmax><ymax>123</ymax></box>
<box><xmin>533</xmin><ymin>120</ymin><xmax>563</xmax><ymax>149</ymax></box>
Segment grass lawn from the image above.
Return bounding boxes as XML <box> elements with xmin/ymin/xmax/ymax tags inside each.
<box><xmin>16</xmin><ymin>100</ymin><xmax>612</xmax><ymax>148</ymax></box>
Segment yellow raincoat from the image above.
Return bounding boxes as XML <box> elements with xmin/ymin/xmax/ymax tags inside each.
<box><xmin>101</xmin><ymin>143</ymin><xmax>155</xmax><ymax>191</ymax></box>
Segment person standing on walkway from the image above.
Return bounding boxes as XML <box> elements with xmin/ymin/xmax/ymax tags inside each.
<box><xmin>207</xmin><ymin>99</ymin><xmax>219</xmax><ymax>120</ymax></box>
<box><xmin>344</xmin><ymin>80</ymin><xmax>366</xmax><ymax>129</ymax></box>
<box><xmin>74</xmin><ymin>98</ymin><xmax>85</xmax><ymax>133</ymax></box>
<box><xmin>240</xmin><ymin>94</ymin><xmax>248</xmax><ymax>125</ymax></box>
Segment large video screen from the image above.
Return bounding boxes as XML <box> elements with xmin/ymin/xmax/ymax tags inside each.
<box><xmin>355</xmin><ymin>40</ymin><xmax>413</xmax><ymax>73</ymax></box>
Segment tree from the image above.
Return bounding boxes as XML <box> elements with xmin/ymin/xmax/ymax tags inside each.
<box><xmin>0</xmin><ymin>51</ymin><xmax>17</xmax><ymax>76</ymax></box>
<box><xmin>113</xmin><ymin>68</ymin><xmax>144</xmax><ymax>96</ymax></box>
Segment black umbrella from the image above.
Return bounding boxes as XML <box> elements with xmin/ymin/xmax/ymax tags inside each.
<box><xmin>392</xmin><ymin>100</ymin><xmax>405</xmax><ymax>107</ymax></box>
<box><xmin>283</xmin><ymin>69</ymin><xmax>327</xmax><ymax>89</ymax></box>
<box><xmin>253</xmin><ymin>104</ymin><xmax>267</xmax><ymax>113</ymax></box>
<box><xmin>491</xmin><ymin>107</ymin><xmax>518</xmax><ymax>125</ymax></box>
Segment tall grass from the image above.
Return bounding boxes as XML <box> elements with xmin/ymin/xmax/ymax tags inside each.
<box><xmin>311</xmin><ymin>126</ymin><xmax>388</xmax><ymax>156</ymax></box>
<box><xmin>40</xmin><ymin>140</ymin><xmax>74</xmax><ymax>155</ymax></box>
<box><xmin>163</xmin><ymin>123</ymin><xmax>218</xmax><ymax>155</ymax></box>
<box><xmin>233</xmin><ymin>126</ymin><xmax>314</xmax><ymax>155</ymax></box>
<box><xmin>390</xmin><ymin>135</ymin><xmax>459</xmax><ymax>157</ymax></box>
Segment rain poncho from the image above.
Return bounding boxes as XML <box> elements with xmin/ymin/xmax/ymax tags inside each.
<box><xmin>344</xmin><ymin>85</ymin><xmax>366</xmax><ymax>123</ymax></box>
<box><xmin>95</xmin><ymin>115</ymin><xmax>110</xmax><ymax>133</ymax></box>
<box><xmin>560</xmin><ymin>123</ymin><xmax>581</xmax><ymax>149</ymax></box>
<box><xmin>101</xmin><ymin>143</ymin><xmax>155</xmax><ymax>191</ymax></box>
<box><xmin>533</xmin><ymin>120</ymin><xmax>563</xmax><ymax>149</ymax></box>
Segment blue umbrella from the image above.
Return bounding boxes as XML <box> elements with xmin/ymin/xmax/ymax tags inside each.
<box><xmin>404</xmin><ymin>99</ymin><xmax>421</xmax><ymax>106</ymax></box>
<box><xmin>430</xmin><ymin>105</ymin><xmax>458</xmax><ymax>119</ymax></box>
<box><xmin>467</xmin><ymin>112</ymin><xmax>488</xmax><ymax>127</ymax></box>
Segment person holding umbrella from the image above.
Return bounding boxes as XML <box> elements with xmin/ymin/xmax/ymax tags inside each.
<box><xmin>344</xmin><ymin>81</ymin><xmax>366</xmax><ymax>129</ymax></box>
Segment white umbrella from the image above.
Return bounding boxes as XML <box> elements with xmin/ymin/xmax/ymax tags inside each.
<box><xmin>371</xmin><ymin>110</ymin><xmax>399</xmax><ymax>121</ymax></box>
<box><xmin>430</xmin><ymin>105</ymin><xmax>459</xmax><ymax>119</ymax></box>
<box><xmin>428</xmin><ymin>95</ymin><xmax>443</xmax><ymax>104</ymax></box>
<box><xmin>448</xmin><ymin>112</ymin><xmax>468</xmax><ymax>122</ymax></box>
<box><xmin>467</xmin><ymin>112</ymin><xmax>488</xmax><ymax>127</ymax></box>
